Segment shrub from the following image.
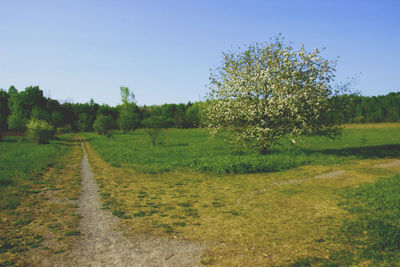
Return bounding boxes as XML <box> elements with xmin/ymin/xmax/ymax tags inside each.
<box><xmin>26</xmin><ymin>119</ymin><xmax>55</xmax><ymax>144</ymax></box>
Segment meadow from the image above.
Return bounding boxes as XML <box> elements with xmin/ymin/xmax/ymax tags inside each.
<box><xmin>0</xmin><ymin>135</ymin><xmax>82</xmax><ymax>266</ymax></box>
<box><xmin>1</xmin><ymin>123</ymin><xmax>399</xmax><ymax>265</ymax></box>
<box><xmin>84</xmin><ymin>123</ymin><xmax>400</xmax><ymax>174</ymax></box>
<box><xmin>83</xmin><ymin>123</ymin><xmax>400</xmax><ymax>266</ymax></box>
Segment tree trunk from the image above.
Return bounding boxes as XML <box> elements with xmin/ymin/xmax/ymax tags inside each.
<box><xmin>260</xmin><ymin>145</ymin><xmax>268</xmax><ymax>155</ymax></box>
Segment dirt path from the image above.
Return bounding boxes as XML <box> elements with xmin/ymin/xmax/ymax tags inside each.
<box><xmin>373</xmin><ymin>159</ymin><xmax>400</xmax><ymax>168</ymax></box>
<box><xmin>60</xmin><ymin>139</ymin><xmax>203</xmax><ymax>266</ymax></box>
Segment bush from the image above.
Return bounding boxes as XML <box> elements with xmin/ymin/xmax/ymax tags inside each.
<box><xmin>26</xmin><ymin>119</ymin><xmax>55</xmax><ymax>144</ymax></box>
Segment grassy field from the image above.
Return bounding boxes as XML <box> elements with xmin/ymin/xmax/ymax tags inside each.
<box><xmin>84</xmin><ymin>123</ymin><xmax>400</xmax><ymax>174</ymax></box>
<box><xmin>83</xmin><ymin>123</ymin><xmax>400</xmax><ymax>266</ymax></box>
<box><xmin>0</xmin><ymin>135</ymin><xmax>82</xmax><ymax>266</ymax></box>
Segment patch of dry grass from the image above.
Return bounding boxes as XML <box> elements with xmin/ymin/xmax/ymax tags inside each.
<box><xmin>0</xmin><ymin>136</ymin><xmax>82</xmax><ymax>266</ymax></box>
<box><xmin>84</xmin><ymin>138</ymin><xmax>400</xmax><ymax>266</ymax></box>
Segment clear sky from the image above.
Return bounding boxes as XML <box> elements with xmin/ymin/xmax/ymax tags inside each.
<box><xmin>1</xmin><ymin>0</ymin><xmax>399</xmax><ymax>106</ymax></box>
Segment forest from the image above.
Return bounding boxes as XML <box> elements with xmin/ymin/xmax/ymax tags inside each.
<box><xmin>0</xmin><ymin>85</ymin><xmax>399</xmax><ymax>136</ymax></box>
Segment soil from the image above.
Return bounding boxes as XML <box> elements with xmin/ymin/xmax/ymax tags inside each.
<box><xmin>314</xmin><ymin>171</ymin><xmax>345</xmax><ymax>179</ymax></box>
<box><xmin>373</xmin><ymin>159</ymin><xmax>400</xmax><ymax>168</ymax></box>
<box><xmin>50</xmin><ymin>139</ymin><xmax>204</xmax><ymax>266</ymax></box>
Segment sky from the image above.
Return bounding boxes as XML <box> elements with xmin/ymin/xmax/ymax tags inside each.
<box><xmin>1</xmin><ymin>0</ymin><xmax>399</xmax><ymax>106</ymax></box>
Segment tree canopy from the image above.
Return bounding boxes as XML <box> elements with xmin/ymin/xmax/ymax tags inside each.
<box><xmin>205</xmin><ymin>37</ymin><xmax>352</xmax><ymax>153</ymax></box>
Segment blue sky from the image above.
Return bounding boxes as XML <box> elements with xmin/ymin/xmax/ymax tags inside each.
<box><xmin>1</xmin><ymin>0</ymin><xmax>399</xmax><ymax>105</ymax></box>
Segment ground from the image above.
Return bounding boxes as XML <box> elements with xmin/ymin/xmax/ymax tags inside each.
<box><xmin>1</xmin><ymin>124</ymin><xmax>400</xmax><ymax>266</ymax></box>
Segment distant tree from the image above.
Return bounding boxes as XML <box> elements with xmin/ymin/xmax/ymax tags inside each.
<box><xmin>0</xmin><ymin>89</ymin><xmax>10</xmax><ymax>138</ymax></box>
<box><xmin>143</xmin><ymin>115</ymin><xmax>164</xmax><ymax>147</ymax></box>
<box><xmin>118</xmin><ymin>86</ymin><xmax>139</xmax><ymax>133</ymax></box>
<box><xmin>93</xmin><ymin>114</ymin><xmax>113</xmax><ymax>136</ymax></box>
<box><xmin>18</xmin><ymin>86</ymin><xmax>46</xmax><ymax>118</ymax></box>
<box><xmin>172</xmin><ymin>104</ymin><xmax>186</xmax><ymax>128</ymax></box>
<box><xmin>184</xmin><ymin>102</ymin><xmax>204</xmax><ymax>128</ymax></box>
<box><xmin>78</xmin><ymin>113</ymin><xmax>91</xmax><ymax>132</ymax></box>
<box><xmin>31</xmin><ymin>106</ymin><xmax>50</xmax><ymax>122</ymax></box>
<box><xmin>8</xmin><ymin>85</ymin><xmax>17</xmax><ymax>95</ymax></box>
<box><xmin>73</xmin><ymin>99</ymin><xmax>99</xmax><ymax>132</ymax></box>
<box><xmin>118</xmin><ymin>109</ymin><xmax>139</xmax><ymax>133</ymax></box>
<box><xmin>7</xmin><ymin>110</ymin><xmax>27</xmax><ymax>132</ymax></box>
<box><xmin>205</xmin><ymin>36</ymin><xmax>352</xmax><ymax>154</ymax></box>
<box><xmin>51</xmin><ymin>111</ymin><xmax>64</xmax><ymax>128</ymax></box>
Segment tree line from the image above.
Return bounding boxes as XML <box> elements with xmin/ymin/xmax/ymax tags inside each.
<box><xmin>343</xmin><ymin>93</ymin><xmax>400</xmax><ymax>123</ymax></box>
<box><xmin>0</xmin><ymin>85</ymin><xmax>203</xmax><ymax>138</ymax></box>
<box><xmin>0</xmin><ymin>85</ymin><xmax>399</xmax><ymax>138</ymax></box>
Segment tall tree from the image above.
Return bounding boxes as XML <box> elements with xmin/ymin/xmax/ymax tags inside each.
<box><xmin>118</xmin><ymin>86</ymin><xmax>139</xmax><ymax>133</ymax></box>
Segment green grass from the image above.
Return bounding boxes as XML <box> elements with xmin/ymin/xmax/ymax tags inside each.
<box><xmin>0</xmin><ymin>136</ymin><xmax>66</xmax><ymax>209</ymax></box>
<box><xmin>0</xmin><ymin>134</ymin><xmax>82</xmax><ymax>266</ymax></box>
<box><xmin>84</xmin><ymin>123</ymin><xmax>400</xmax><ymax>174</ymax></box>
<box><xmin>339</xmin><ymin>173</ymin><xmax>400</xmax><ymax>264</ymax></box>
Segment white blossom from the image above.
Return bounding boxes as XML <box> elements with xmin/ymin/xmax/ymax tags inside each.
<box><xmin>205</xmin><ymin>36</ymin><xmax>349</xmax><ymax>154</ymax></box>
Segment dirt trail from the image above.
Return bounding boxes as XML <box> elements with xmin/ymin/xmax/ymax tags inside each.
<box><xmin>373</xmin><ymin>159</ymin><xmax>400</xmax><ymax>168</ymax></box>
<box><xmin>59</xmin><ymin>139</ymin><xmax>204</xmax><ymax>266</ymax></box>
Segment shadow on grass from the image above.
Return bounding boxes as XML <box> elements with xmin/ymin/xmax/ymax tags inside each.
<box><xmin>303</xmin><ymin>144</ymin><xmax>400</xmax><ymax>159</ymax></box>
<box><xmin>54</xmin><ymin>141</ymin><xmax>79</xmax><ymax>147</ymax></box>
<box><xmin>0</xmin><ymin>139</ymin><xmax>18</xmax><ymax>143</ymax></box>
<box><xmin>284</xmin><ymin>253</ymin><xmax>352</xmax><ymax>267</ymax></box>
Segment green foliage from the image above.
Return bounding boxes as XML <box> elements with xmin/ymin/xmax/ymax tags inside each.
<box><xmin>26</xmin><ymin>119</ymin><xmax>55</xmax><ymax>144</ymax></box>
<box><xmin>0</xmin><ymin>84</ymin><xmax>398</xmax><ymax>138</ymax></box>
<box><xmin>7</xmin><ymin>109</ymin><xmax>27</xmax><ymax>132</ymax></box>
<box><xmin>93</xmin><ymin>114</ymin><xmax>114</xmax><ymax>135</ymax></box>
<box><xmin>51</xmin><ymin>111</ymin><xmax>64</xmax><ymax>128</ymax></box>
<box><xmin>120</xmin><ymin>86</ymin><xmax>135</xmax><ymax>105</ymax></box>
<box><xmin>84</xmin><ymin>124</ymin><xmax>400</xmax><ymax>174</ymax></box>
<box><xmin>118</xmin><ymin>86</ymin><xmax>139</xmax><ymax>133</ymax></box>
<box><xmin>30</xmin><ymin>106</ymin><xmax>50</xmax><ymax>122</ymax></box>
<box><xmin>77</xmin><ymin>113</ymin><xmax>92</xmax><ymax>132</ymax></box>
<box><xmin>343</xmin><ymin>92</ymin><xmax>400</xmax><ymax>123</ymax></box>
<box><xmin>0</xmin><ymin>89</ymin><xmax>10</xmax><ymax>134</ymax></box>
<box><xmin>184</xmin><ymin>102</ymin><xmax>205</xmax><ymax>128</ymax></box>
<box><xmin>339</xmin><ymin>174</ymin><xmax>400</xmax><ymax>264</ymax></box>
<box><xmin>118</xmin><ymin>109</ymin><xmax>139</xmax><ymax>133</ymax></box>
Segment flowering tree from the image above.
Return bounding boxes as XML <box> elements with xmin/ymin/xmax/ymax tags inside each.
<box><xmin>205</xmin><ymin>37</ymin><xmax>350</xmax><ymax>154</ymax></box>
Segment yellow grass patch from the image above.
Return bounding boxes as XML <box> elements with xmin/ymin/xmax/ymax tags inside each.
<box><xmin>84</xmin><ymin>140</ymin><xmax>400</xmax><ymax>266</ymax></box>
